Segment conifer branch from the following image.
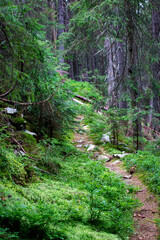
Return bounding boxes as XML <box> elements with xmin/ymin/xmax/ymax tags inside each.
<box><xmin>0</xmin><ymin>81</ymin><xmax>17</xmax><ymax>98</ymax></box>
<box><xmin>0</xmin><ymin>79</ymin><xmax>66</xmax><ymax>106</ymax></box>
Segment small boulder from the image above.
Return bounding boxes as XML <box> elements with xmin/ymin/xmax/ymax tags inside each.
<box><xmin>87</xmin><ymin>144</ymin><xmax>96</xmax><ymax>151</ymax></box>
<box><xmin>76</xmin><ymin>144</ymin><xmax>83</xmax><ymax>148</ymax></box>
<box><xmin>100</xmin><ymin>132</ymin><xmax>111</xmax><ymax>143</ymax></box>
<box><xmin>111</xmin><ymin>160</ymin><xmax>121</xmax><ymax>165</ymax></box>
<box><xmin>97</xmin><ymin>155</ymin><xmax>110</xmax><ymax>161</ymax></box>
<box><xmin>113</xmin><ymin>153</ymin><xmax>129</xmax><ymax>159</ymax></box>
<box><xmin>10</xmin><ymin>117</ymin><xmax>26</xmax><ymax>130</ymax></box>
<box><xmin>123</xmin><ymin>175</ymin><xmax>132</xmax><ymax>179</ymax></box>
<box><xmin>5</xmin><ymin>107</ymin><xmax>17</xmax><ymax>115</ymax></box>
<box><xmin>24</xmin><ymin>130</ymin><xmax>37</xmax><ymax>136</ymax></box>
<box><xmin>14</xmin><ymin>149</ymin><xmax>26</xmax><ymax>156</ymax></box>
<box><xmin>76</xmin><ymin>140</ymin><xmax>84</xmax><ymax>143</ymax></box>
<box><xmin>83</xmin><ymin>125</ymin><xmax>89</xmax><ymax>130</ymax></box>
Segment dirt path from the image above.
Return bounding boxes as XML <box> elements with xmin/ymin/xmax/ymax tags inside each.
<box><xmin>73</xmin><ymin>117</ymin><xmax>159</xmax><ymax>240</ymax></box>
<box><xmin>106</xmin><ymin>160</ymin><xmax>159</xmax><ymax>240</ymax></box>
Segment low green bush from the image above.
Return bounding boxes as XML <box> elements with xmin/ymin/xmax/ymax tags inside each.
<box><xmin>0</xmin><ymin>147</ymin><xmax>139</xmax><ymax>240</ymax></box>
<box><xmin>123</xmin><ymin>151</ymin><xmax>160</xmax><ymax>195</ymax></box>
<box><xmin>0</xmin><ymin>228</ymin><xmax>19</xmax><ymax>240</ymax></box>
<box><xmin>67</xmin><ymin>80</ymin><xmax>102</xmax><ymax>101</ymax></box>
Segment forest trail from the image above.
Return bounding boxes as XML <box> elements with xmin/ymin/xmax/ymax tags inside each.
<box><xmin>73</xmin><ymin>116</ymin><xmax>159</xmax><ymax>240</ymax></box>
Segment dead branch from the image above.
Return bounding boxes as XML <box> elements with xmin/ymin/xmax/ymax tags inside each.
<box><xmin>11</xmin><ymin>137</ymin><xmax>26</xmax><ymax>153</ymax></box>
<box><xmin>11</xmin><ymin>137</ymin><xmax>40</xmax><ymax>161</ymax></box>
<box><xmin>0</xmin><ymin>81</ymin><xmax>17</xmax><ymax>98</ymax></box>
<box><xmin>75</xmin><ymin>94</ymin><xmax>109</xmax><ymax>111</ymax></box>
<box><xmin>0</xmin><ymin>79</ymin><xmax>65</xmax><ymax>106</ymax></box>
<box><xmin>33</xmin><ymin>166</ymin><xmax>51</xmax><ymax>174</ymax></box>
<box><xmin>75</xmin><ymin>95</ymin><xmax>92</xmax><ymax>103</ymax></box>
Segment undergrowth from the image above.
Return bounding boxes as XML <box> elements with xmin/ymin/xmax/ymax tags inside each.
<box><xmin>123</xmin><ymin>150</ymin><xmax>160</xmax><ymax>196</ymax></box>
<box><xmin>0</xmin><ymin>138</ymin><xmax>139</xmax><ymax>240</ymax></box>
<box><xmin>83</xmin><ymin>107</ymin><xmax>133</xmax><ymax>154</ymax></box>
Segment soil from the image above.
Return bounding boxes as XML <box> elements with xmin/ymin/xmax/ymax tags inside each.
<box><xmin>73</xmin><ymin>117</ymin><xmax>159</xmax><ymax>240</ymax></box>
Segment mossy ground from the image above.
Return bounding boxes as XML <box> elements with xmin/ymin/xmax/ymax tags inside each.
<box><xmin>0</xmin><ymin>139</ymin><xmax>138</xmax><ymax>240</ymax></box>
<box><xmin>0</xmin><ymin>99</ymin><xmax>159</xmax><ymax>240</ymax></box>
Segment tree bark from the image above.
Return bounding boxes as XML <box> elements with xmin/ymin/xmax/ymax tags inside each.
<box><xmin>152</xmin><ymin>1</ymin><xmax>160</xmax><ymax>113</ymax></box>
<box><xmin>125</xmin><ymin>0</ymin><xmax>142</xmax><ymax>150</ymax></box>
<box><xmin>58</xmin><ymin>0</ymin><xmax>65</xmax><ymax>63</ymax></box>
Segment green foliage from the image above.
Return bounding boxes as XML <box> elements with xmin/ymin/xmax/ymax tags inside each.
<box><xmin>0</xmin><ymin>0</ymin><xmax>78</xmax><ymax>139</ymax></box>
<box><xmin>9</xmin><ymin>116</ymin><xmax>26</xmax><ymax>130</ymax></box>
<box><xmin>66</xmin><ymin>224</ymin><xmax>121</xmax><ymax>240</ymax></box>
<box><xmin>83</xmin><ymin>109</ymin><xmax>108</xmax><ymax>144</ymax></box>
<box><xmin>144</xmin><ymin>138</ymin><xmax>160</xmax><ymax>157</ymax></box>
<box><xmin>67</xmin><ymin>79</ymin><xmax>103</xmax><ymax>101</ymax></box>
<box><xmin>0</xmin><ymin>228</ymin><xmax>18</xmax><ymax>240</ymax></box>
<box><xmin>59</xmin><ymin>152</ymin><xmax>139</xmax><ymax>238</ymax></box>
<box><xmin>0</xmin><ymin>147</ymin><xmax>30</xmax><ymax>185</ymax></box>
<box><xmin>83</xmin><ymin>107</ymin><xmax>133</xmax><ymax>154</ymax></box>
<box><xmin>123</xmin><ymin>151</ymin><xmax>160</xmax><ymax>195</ymax></box>
<box><xmin>0</xmin><ymin>140</ymin><xmax>139</xmax><ymax>240</ymax></box>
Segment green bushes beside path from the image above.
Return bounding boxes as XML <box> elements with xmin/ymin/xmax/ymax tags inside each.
<box><xmin>0</xmin><ymin>145</ymin><xmax>139</xmax><ymax>240</ymax></box>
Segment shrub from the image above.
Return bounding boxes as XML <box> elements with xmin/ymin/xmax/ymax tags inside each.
<box><xmin>123</xmin><ymin>151</ymin><xmax>160</xmax><ymax>195</ymax></box>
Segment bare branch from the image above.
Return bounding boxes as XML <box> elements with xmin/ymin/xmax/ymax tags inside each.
<box><xmin>11</xmin><ymin>137</ymin><xmax>41</xmax><ymax>161</ymax></box>
<box><xmin>0</xmin><ymin>79</ymin><xmax>66</xmax><ymax>106</ymax></box>
<box><xmin>0</xmin><ymin>81</ymin><xmax>17</xmax><ymax>98</ymax></box>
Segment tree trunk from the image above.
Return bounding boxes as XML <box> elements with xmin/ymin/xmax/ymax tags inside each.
<box><xmin>58</xmin><ymin>0</ymin><xmax>65</xmax><ymax>63</ymax></box>
<box><xmin>47</xmin><ymin>0</ymin><xmax>57</xmax><ymax>49</ymax></box>
<box><xmin>106</xmin><ymin>38</ymin><xmax>117</xmax><ymax>107</ymax></box>
<box><xmin>152</xmin><ymin>1</ymin><xmax>160</xmax><ymax>113</ymax></box>
<box><xmin>117</xmin><ymin>41</ymin><xmax>127</xmax><ymax>109</ymax></box>
<box><xmin>125</xmin><ymin>0</ymin><xmax>142</xmax><ymax>150</ymax></box>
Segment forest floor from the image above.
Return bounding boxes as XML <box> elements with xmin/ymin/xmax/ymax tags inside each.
<box><xmin>73</xmin><ymin>116</ymin><xmax>159</xmax><ymax>240</ymax></box>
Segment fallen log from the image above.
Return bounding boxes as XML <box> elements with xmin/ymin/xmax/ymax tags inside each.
<box><xmin>75</xmin><ymin>95</ymin><xmax>109</xmax><ymax>111</ymax></box>
<box><xmin>75</xmin><ymin>95</ymin><xmax>92</xmax><ymax>103</ymax></box>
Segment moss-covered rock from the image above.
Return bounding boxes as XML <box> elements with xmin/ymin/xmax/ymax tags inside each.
<box><xmin>10</xmin><ymin>116</ymin><xmax>26</xmax><ymax>130</ymax></box>
<box><xmin>0</xmin><ymin>149</ymin><xmax>27</xmax><ymax>185</ymax></box>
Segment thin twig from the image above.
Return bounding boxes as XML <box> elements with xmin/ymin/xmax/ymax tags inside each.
<box><xmin>0</xmin><ymin>81</ymin><xmax>17</xmax><ymax>98</ymax></box>
<box><xmin>11</xmin><ymin>137</ymin><xmax>41</xmax><ymax>161</ymax></box>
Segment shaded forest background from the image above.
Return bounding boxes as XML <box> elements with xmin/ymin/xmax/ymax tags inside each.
<box><xmin>0</xmin><ymin>1</ymin><xmax>160</xmax><ymax>240</ymax></box>
<box><xmin>0</xmin><ymin>0</ymin><xmax>160</xmax><ymax>150</ymax></box>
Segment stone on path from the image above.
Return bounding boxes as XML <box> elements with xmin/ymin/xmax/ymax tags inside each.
<box><xmin>100</xmin><ymin>132</ymin><xmax>111</xmax><ymax>143</ymax></box>
<box><xmin>83</xmin><ymin>125</ymin><xmax>89</xmax><ymax>130</ymax></box>
<box><xmin>76</xmin><ymin>144</ymin><xmax>83</xmax><ymax>148</ymax></box>
<box><xmin>123</xmin><ymin>175</ymin><xmax>132</xmax><ymax>179</ymax></box>
<box><xmin>87</xmin><ymin>144</ymin><xmax>96</xmax><ymax>151</ymax></box>
<box><xmin>76</xmin><ymin>140</ymin><xmax>84</xmax><ymax>143</ymax></box>
<box><xmin>111</xmin><ymin>160</ymin><xmax>121</xmax><ymax>165</ymax></box>
<box><xmin>113</xmin><ymin>153</ymin><xmax>129</xmax><ymax>159</ymax></box>
<box><xmin>97</xmin><ymin>155</ymin><xmax>110</xmax><ymax>161</ymax></box>
<box><xmin>84</xmin><ymin>144</ymin><xmax>89</xmax><ymax>148</ymax></box>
